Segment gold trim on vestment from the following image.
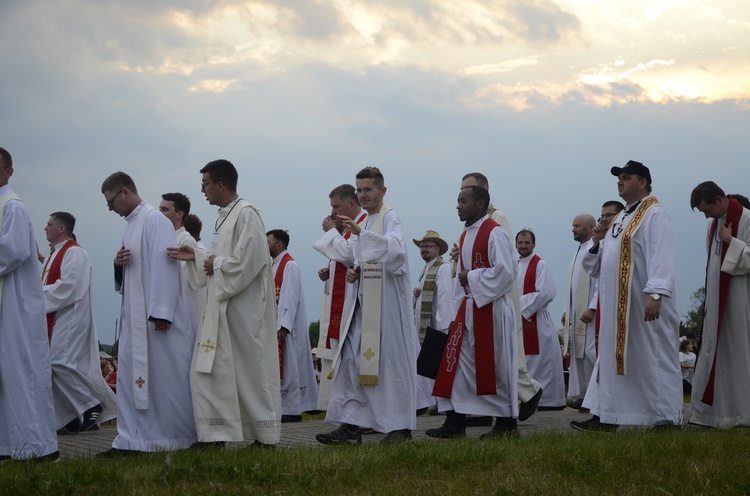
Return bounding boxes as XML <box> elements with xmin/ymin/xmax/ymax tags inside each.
<box><xmin>615</xmin><ymin>196</ymin><xmax>658</xmax><ymax>375</ymax></box>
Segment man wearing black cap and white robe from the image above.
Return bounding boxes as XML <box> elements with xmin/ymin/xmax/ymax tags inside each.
<box><xmin>573</xmin><ymin>160</ymin><xmax>682</xmax><ymax>431</ymax></box>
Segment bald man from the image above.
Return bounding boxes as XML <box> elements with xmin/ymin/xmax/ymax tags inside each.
<box><xmin>561</xmin><ymin>213</ymin><xmax>598</xmax><ymax>410</ymax></box>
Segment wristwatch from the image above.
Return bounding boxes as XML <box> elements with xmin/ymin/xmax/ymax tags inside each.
<box><xmin>649</xmin><ymin>293</ymin><xmax>662</xmax><ymax>301</ymax></box>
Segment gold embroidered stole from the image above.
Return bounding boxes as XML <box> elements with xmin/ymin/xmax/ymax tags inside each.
<box><xmin>358</xmin><ymin>205</ymin><xmax>392</xmax><ymax>386</ymax></box>
<box><xmin>417</xmin><ymin>257</ymin><xmax>445</xmax><ymax>340</ymax></box>
<box><xmin>0</xmin><ymin>190</ymin><xmax>21</xmax><ymax>315</ymax></box>
<box><xmin>615</xmin><ymin>196</ymin><xmax>659</xmax><ymax>375</ymax></box>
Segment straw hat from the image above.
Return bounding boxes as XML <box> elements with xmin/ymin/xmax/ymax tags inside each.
<box><xmin>413</xmin><ymin>230</ymin><xmax>449</xmax><ymax>255</ymax></box>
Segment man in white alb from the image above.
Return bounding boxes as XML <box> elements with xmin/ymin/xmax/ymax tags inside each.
<box><xmin>0</xmin><ymin>147</ymin><xmax>58</xmax><ymax>461</ymax></box>
<box><xmin>456</xmin><ymin>173</ymin><xmax>543</xmax><ymax>424</ymax></box>
<box><xmin>101</xmin><ymin>171</ymin><xmax>197</xmax><ymax>454</ymax></box>
<box><xmin>314</xmin><ymin>184</ymin><xmax>367</xmax><ymax>411</ymax></box>
<box><xmin>267</xmin><ymin>228</ymin><xmax>319</xmax><ymax>422</ymax></box>
<box><xmin>168</xmin><ymin>159</ymin><xmax>281</xmax><ymax>446</ymax></box>
<box><xmin>573</xmin><ymin>161</ymin><xmax>682</xmax><ymax>431</ymax></box>
<box><xmin>42</xmin><ymin>211</ymin><xmax>117</xmax><ymax>434</ymax></box>
<box><xmin>689</xmin><ymin>181</ymin><xmax>750</xmax><ymax>428</ymax></box>
<box><xmin>562</xmin><ymin>204</ymin><xmax>622</xmax><ymax>410</ymax></box>
<box><xmin>315</xmin><ymin>167</ymin><xmax>417</xmax><ymax>445</ymax></box>
<box><xmin>160</xmin><ymin>192</ymin><xmax>206</xmax><ymax>322</ymax></box>
<box><xmin>515</xmin><ymin>229</ymin><xmax>565</xmax><ymax>410</ymax></box>
<box><xmin>412</xmin><ymin>230</ymin><xmax>453</xmax><ymax>413</ymax></box>
<box><xmin>427</xmin><ymin>186</ymin><xmax>518</xmax><ymax>439</ymax></box>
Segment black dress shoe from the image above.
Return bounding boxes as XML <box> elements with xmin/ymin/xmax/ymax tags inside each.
<box><xmin>518</xmin><ymin>388</ymin><xmax>543</xmax><ymax>422</ymax></box>
<box><xmin>381</xmin><ymin>429</ymin><xmax>412</xmax><ymax>444</ymax></box>
<box><xmin>425</xmin><ymin>422</ymin><xmax>466</xmax><ymax>439</ymax></box>
<box><xmin>537</xmin><ymin>405</ymin><xmax>566</xmax><ymax>411</ymax></box>
<box><xmin>566</xmin><ymin>397</ymin><xmax>584</xmax><ymax>410</ymax></box>
<box><xmin>315</xmin><ymin>424</ymin><xmax>362</xmax><ymax>445</ymax></box>
<box><xmin>190</xmin><ymin>441</ymin><xmax>226</xmax><ymax>450</ymax></box>
<box><xmin>480</xmin><ymin>418</ymin><xmax>518</xmax><ymax>440</ymax></box>
<box><xmin>281</xmin><ymin>415</ymin><xmax>302</xmax><ymax>423</ymax></box>
<box><xmin>97</xmin><ymin>448</ymin><xmax>143</xmax><ymax>458</ymax></box>
<box><xmin>570</xmin><ymin>415</ymin><xmax>617</xmax><ymax>433</ymax></box>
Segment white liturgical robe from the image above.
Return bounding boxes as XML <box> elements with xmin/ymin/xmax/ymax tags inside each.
<box><xmin>581</xmin><ymin>196</ymin><xmax>682</xmax><ymax>426</ymax></box>
<box><xmin>325</xmin><ymin>209</ymin><xmax>418</xmax><ymax>433</ymax></box>
<box><xmin>176</xmin><ymin>227</ymin><xmax>207</xmax><ymax>324</ymax></box>
<box><xmin>43</xmin><ymin>240</ymin><xmax>117</xmax><ymax>429</ymax></box>
<box><xmin>691</xmin><ymin>204</ymin><xmax>750</xmax><ymax>428</ymax></box>
<box><xmin>313</xmin><ymin>213</ymin><xmax>366</xmax><ymax>411</ymax></box>
<box><xmin>565</xmin><ymin>244</ymin><xmax>598</xmax><ymax>400</ymax></box>
<box><xmin>413</xmin><ymin>257</ymin><xmax>453</xmax><ymax>410</ymax></box>
<box><xmin>113</xmin><ymin>202</ymin><xmax>197</xmax><ymax>451</ymax></box>
<box><xmin>437</xmin><ymin>215</ymin><xmax>518</xmax><ymax>418</ymax></box>
<box><xmin>0</xmin><ymin>186</ymin><xmax>58</xmax><ymax>460</ymax></box>
<box><xmin>517</xmin><ymin>254</ymin><xmax>565</xmax><ymax>408</ymax></box>
<box><xmin>273</xmin><ymin>251</ymin><xmax>319</xmax><ymax>415</ymax></box>
<box><xmin>186</xmin><ymin>199</ymin><xmax>281</xmax><ymax>444</ymax></box>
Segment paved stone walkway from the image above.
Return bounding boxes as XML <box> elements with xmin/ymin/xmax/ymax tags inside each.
<box><xmin>57</xmin><ymin>408</ymin><xmax>591</xmax><ymax>459</ymax></box>
<box><xmin>58</xmin><ymin>404</ymin><xmax>693</xmax><ymax>459</ymax></box>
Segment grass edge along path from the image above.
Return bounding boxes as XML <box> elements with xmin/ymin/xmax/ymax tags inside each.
<box><xmin>2</xmin><ymin>429</ymin><xmax>749</xmax><ymax>495</ymax></box>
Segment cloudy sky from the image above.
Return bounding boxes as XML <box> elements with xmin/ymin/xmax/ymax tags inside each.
<box><xmin>2</xmin><ymin>0</ymin><xmax>748</xmax><ymax>345</ymax></box>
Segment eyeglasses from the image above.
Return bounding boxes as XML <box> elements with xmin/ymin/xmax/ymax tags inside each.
<box><xmin>201</xmin><ymin>181</ymin><xmax>216</xmax><ymax>189</ymax></box>
<box><xmin>106</xmin><ymin>188</ymin><xmax>124</xmax><ymax>207</ymax></box>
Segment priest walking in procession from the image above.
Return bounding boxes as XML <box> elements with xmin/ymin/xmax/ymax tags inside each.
<box><xmin>0</xmin><ymin>147</ymin><xmax>59</xmax><ymax>461</ymax></box>
<box><xmin>689</xmin><ymin>181</ymin><xmax>750</xmax><ymax>428</ymax></box>
<box><xmin>412</xmin><ymin>230</ymin><xmax>453</xmax><ymax>414</ymax></box>
<box><xmin>42</xmin><ymin>211</ymin><xmax>117</xmax><ymax>434</ymax></box>
<box><xmin>315</xmin><ymin>167</ymin><xmax>417</xmax><ymax>445</ymax></box>
<box><xmin>515</xmin><ymin>230</ymin><xmax>566</xmax><ymax>410</ymax></box>
<box><xmin>427</xmin><ymin>186</ymin><xmax>518</xmax><ymax>440</ymax></box>
<box><xmin>573</xmin><ymin>161</ymin><xmax>682</xmax><ymax>431</ymax></box>
<box><xmin>561</xmin><ymin>213</ymin><xmax>600</xmax><ymax>410</ymax></box>
<box><xmin>168</xmin><ymin>159</ymin><xmax>281</xmax><ymax>447</ymax></box>
<box><xmin>101</xmin><ymin>172</ymin><xmax>198</xmax><ymax>455</ymax></box>
<box><xmin>160</xmin><ymin>193</ymin><xmax>207</xmax><ymax>323</ymax></box>
<box><xmin>267</xmin><ymin>228</ymin><xmax>319</xmax><ymax>422</ymax></box>
<box><xmin>313</xmin><ymin>184</ymin><xmax>367</xmax><ymax>411</ymax></box>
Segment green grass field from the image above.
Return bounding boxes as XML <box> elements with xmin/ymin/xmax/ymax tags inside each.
<box><xmin>2</xmin><ymin>429</ymin><xmax>750</xmax><ymax>495</ymax></box>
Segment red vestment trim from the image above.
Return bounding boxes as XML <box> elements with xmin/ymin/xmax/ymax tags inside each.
<box><xmin>701</xmin><ymin>196</ymin><xmax>743</xmax><ymax>406</ymax></box>
<box><xmin>274</xmin><ymin>253</ymin><xmax>294</xmax><ymax>382</ymax></box>
<box><xmin>433</xmin><ymin>218</ymin><xmax>499</xmax><ymax>398</ymax></box>
<box><xmin>43</xmin><ymin>239</ymin><xmax>79</xmax><ymax>343</ymax></box>
<box><xmin>521</xmin><ymin>254</ymin><xmax>541</xmax><ymax>355</ymax></box>
<box><xmin>324</xmin><ymin>213</ymin><xmax>367</xmax><ymax>347</ymax></box>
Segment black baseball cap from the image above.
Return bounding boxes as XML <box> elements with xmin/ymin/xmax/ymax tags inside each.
<box><xmin>611</xmin><ymin>160</ymin><xmax>651</xmax><ymax>184</ymax></box>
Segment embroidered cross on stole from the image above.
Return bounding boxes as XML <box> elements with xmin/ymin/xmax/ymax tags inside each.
<box><xmin>433</xmin><ymin>217</ymin><xmax>499</xmax><ymax>398</ymax></box>
<box><xmin>358</xmin><ymin>206</ymin><xmax>393</xmax><ymax>386</ymax></box>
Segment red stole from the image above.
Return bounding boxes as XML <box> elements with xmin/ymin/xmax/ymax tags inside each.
<box><xmin>521</xmin><ymin>255</ymin><xmax>541</xmax><ymax>355</ymax></box>
<box><xmin>325</xmin><ymin>213</ymin><xmax>366</xmax><ymax>347</ymax></box>
<box><xmin>701</xmin><ymin>196</ymin><xmax>743</xmax><ymax>405</ymax></box>
<box><xmin>274</xmin><ymin>253</ymin><xmax>294</xmax><ymax>381</ymax></box>
<box><xmin>42</xmin><ymin>239</ymin><xmax>79</xmax><ymax>342</ymax></box>
<box><xmin>433</xmin><ymin>218</ymin><xmax>499</xmax><ymax>398</ymax></box>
